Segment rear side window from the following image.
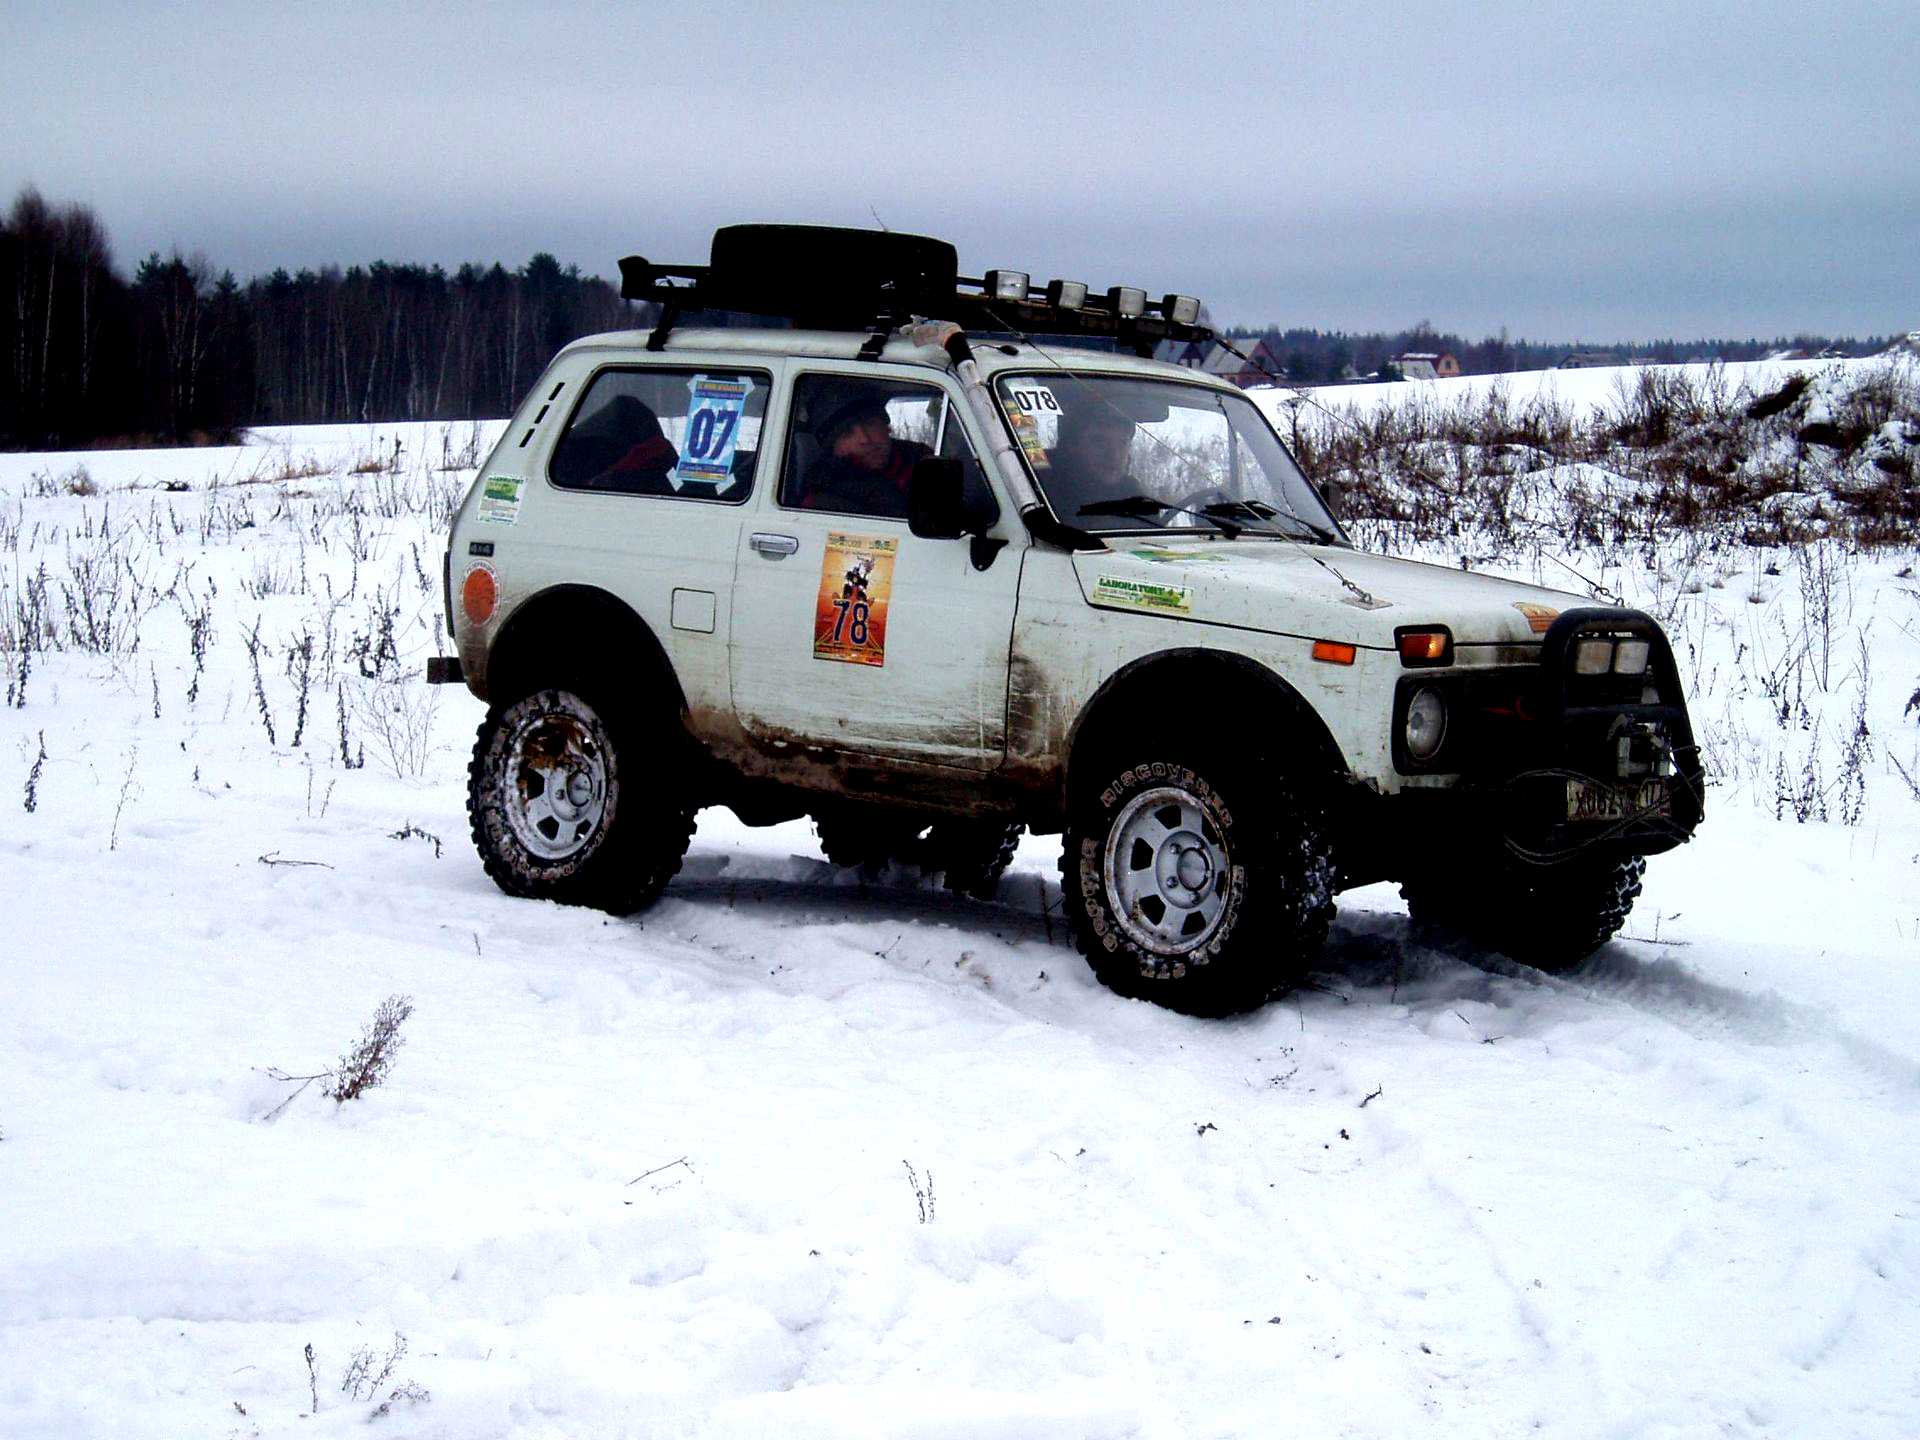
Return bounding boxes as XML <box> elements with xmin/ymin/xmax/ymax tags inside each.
<box><xmin>548</xmin><ymin>367</ymin><xmax>768</xmax><ymax>502</ymax></box>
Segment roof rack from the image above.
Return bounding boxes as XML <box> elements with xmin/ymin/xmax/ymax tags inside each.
<box><xmin>619</xmin><ymin>224</ymin><xmax>1214</xmax><ymax>358</ymax></box>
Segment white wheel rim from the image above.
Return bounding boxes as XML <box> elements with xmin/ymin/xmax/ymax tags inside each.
<box><xmin>1102</xmin><ymin>785</ymin><xmax>1232</xmax><ymax>956</ymax></box>
<box><xmin>503</xmin><ymin>706</ymin><xmax>609</xmax><ymax>861</ymax></box>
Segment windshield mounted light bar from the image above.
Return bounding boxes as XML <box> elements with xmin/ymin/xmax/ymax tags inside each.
<box><xmin>1106</xmin><ymin>286</ymin><xmax>1147</xmax><ymax>319</ymax></box>
<box><xmin>1161</xmin><ymin>294</ymin><xmax>1201</xmax><ymax>326</ymax></box>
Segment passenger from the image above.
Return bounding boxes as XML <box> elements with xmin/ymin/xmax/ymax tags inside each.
<box><xmin>556</xmin><ymin>394</ymin><xmax>679</xmax><ymax>492</ymax></box>
<box><xmin>799</xmin><ymin>387</ymin><xmax>929</xmax><ymax>517</ymax></box>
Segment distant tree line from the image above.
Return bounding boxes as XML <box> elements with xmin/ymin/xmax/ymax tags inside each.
<box><xmin>1220</xmin><ymin>319</ymin><xmax>1898</xmax><ymax>386</ymax></box>
<box><xmin>0</xmin><ymin>186</ymin><xmax>1902</xmax><ymax>448</ymax></box>
<box><xmin>1</xmin><ymin>187</ymin><xmax>647</xmax><ymax>448</ymax></box>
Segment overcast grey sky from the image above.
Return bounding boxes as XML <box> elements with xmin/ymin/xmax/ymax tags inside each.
<box><xmin>5</xmin><ymin>0</ymin><xmax>1916</xmax><ymax>340</ymax></box>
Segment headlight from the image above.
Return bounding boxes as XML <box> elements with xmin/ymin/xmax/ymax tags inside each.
<box><xmin>1405</xmin><ymin>687</ymin><xmax>1447</xmax><ymax>762</ymax></box>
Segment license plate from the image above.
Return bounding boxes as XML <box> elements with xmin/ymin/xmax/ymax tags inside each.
<box><xmin>1566</xmin><ymin>777</ymin><xmax>1670</xmax><ymax>823</ymax></box>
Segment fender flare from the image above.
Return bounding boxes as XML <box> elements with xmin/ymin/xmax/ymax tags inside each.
<box><xmin>1063</xmin><ymin>646</ymin><xmax>1350</xmax><ymax>801</ymax></box>
<box><xmin>482</xmin><ymin>584</ymin><xmax>685</xmax><ymax>715</ymax></box>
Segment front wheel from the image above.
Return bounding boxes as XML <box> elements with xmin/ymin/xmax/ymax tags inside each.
<box><xmin>1403</xmin><ymin>853</ymin><xmax>1646</xmax><ymax>972</ymax></box>
<box><xmin>1061</xmin><ymin>755</ymin><xmax>1334</xmax><ymax>1015</ymax></box>
<box><xmin>468</xmin><ymin>686</ymin><xmax>693</xmax><ymax>915</ymax></box>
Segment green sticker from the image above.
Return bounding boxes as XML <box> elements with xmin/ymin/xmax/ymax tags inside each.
<box><xmin>1129</xmin><ymin>546</ymin><xmax>1226</xmax><ymax>564</ymax></box>
<box><xmin>1091</xmin><ymin>574</ymin><xmax>1193</xmax><ymax>614</ymax></box>
<box><xmin>478</xmin><ymin>476</ymin><xmax>523</xmax><ymax>525</ymax></box>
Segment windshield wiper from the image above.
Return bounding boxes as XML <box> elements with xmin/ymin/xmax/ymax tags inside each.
<box><xmin>1199</xmin><ymin>499</ymin><xmax>1342</xmax><ymax>546</ymax></box>
<box><xmin>1077</xmin><ymin>493</ymin><xmax>1242</xmax><ymax>538</ymax></box>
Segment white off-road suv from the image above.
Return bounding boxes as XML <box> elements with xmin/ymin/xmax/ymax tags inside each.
<box><xmin>429</xmin><ymin>226</ymin><xmax>1703</xmax><ymax>1013</ymax></box>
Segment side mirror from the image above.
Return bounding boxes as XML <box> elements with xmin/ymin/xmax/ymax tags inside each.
<box><xmin>908</xmin><ymin>457</ymin><xmax>968</xmax><ymax>539</ymax></box>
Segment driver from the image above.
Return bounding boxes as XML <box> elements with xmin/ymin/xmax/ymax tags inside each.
<box><xmin>1045</xmin><ymin>401</ymin><xmax>1137</xmax><ymax>518</ymax></box>
<box><xmin>799</xmin><ymin>386</ymin><xmax>928</xmax><ymax>517</ymax></box>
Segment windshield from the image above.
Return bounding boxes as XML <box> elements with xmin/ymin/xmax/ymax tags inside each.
<box><xmin>994</xmin><ymin>372</ymin><xmax>1343</xmax><ymax>543</ymax></box>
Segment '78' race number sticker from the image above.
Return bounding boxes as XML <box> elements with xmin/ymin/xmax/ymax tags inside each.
<box><xmin>813</xmin><ymin>532</ymin><xmax>896</xmax><ymax>667</ymax></box>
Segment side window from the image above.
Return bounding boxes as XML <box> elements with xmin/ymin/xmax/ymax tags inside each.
<box><xmin>548</xmin><ymin>367</ymin><xmax>767</xmax><ymax>502</ymax></box>
<box><xmin>782</xmin><ymin>374</ymin><xmax>955</xmax><ymax>520</ymax></box>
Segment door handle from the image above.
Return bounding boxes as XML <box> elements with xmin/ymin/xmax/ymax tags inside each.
<box><xmin>749</xmin><ymin>532</ymin><xmax>799</xmax><ymax>558</ymax></box>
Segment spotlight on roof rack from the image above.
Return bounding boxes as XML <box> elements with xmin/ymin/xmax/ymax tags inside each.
<box><xmin>1161</xmin><ymin>294</ymin><xmax>1202</xmax><ymax>326</ymax></box>
<box><xmin>1107</xmin><ymin>286</ymin><xmax>1147</xmax><ymax>319</ymax></box>
<box><xmin>1046</xmin><ymin>279</ymin><xmax>1088</xmax><ymax>311</ymax></box>
<box><xmin>984</xmin><ymin>270</ymin><xmax>1030</xmax><ymax>302</ymax></box>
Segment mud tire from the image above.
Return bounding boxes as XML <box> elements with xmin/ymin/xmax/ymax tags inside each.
<box><xmin>1403</xmin><ymin>854</ymin><xmax>1646</xmax><ymax>972</ymax></box>
<box><xmin>468</xmin><ymin>686</ymin><xmax>692</xmax><ymax>916</ymax></box>
<box><xmin>1061</xmin><ymin>752</ymin><xmax>1335</xmax><ymax>1016</ymax></box>
<box><xmin>812</xmin><ymin>808</ymin><xmax>925</xmax><ymax>876</ymax></box>
<box><xmin>925</xmin><ymin>820</ymin><xmax>1023</xmax><ymax>900</ymax></box>
<box><xmin>1495</xmin><ymin>854</ymin><xmax>1646</xmax><ymax>971</ymax></box>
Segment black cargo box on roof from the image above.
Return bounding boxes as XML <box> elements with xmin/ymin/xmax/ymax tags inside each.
<box><xmin>708</xmin><ymin>225</ymin><xmax>958</xmax><ymax>324</ymax></box>
<box><xmin>621</xmin><ymin>224</ymin><xmax>958</xmax><ymax>329</ymax></box>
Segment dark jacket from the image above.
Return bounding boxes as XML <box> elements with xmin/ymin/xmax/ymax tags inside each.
<box><xmin>799</xmin><ymin>439</ymin><xmax>929</xmax><ymax>518</ymax></box>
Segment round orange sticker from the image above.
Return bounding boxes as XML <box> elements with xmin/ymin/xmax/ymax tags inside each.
<box><xmin>462</xmin><ymin>564</ymin><xmax>497</xmax><ymax>624</ymax></box>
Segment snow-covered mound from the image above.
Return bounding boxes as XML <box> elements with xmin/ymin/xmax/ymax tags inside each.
<box><xmin>1260</xmin><ymin>357</ymin><xmax>1920</xmax><ymax>554</ymax></box>
<box><xmin>2</xmin><ymin>420</ymin><xmax>1918</xmax><ymax>1437</ymax></box>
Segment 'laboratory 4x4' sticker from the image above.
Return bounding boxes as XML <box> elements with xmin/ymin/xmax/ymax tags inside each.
<box><xmin>1091</xmin><ymin>573</ymin><xmax>1192</xmax><ymax>614</ymax></box>
<box><xmin>478</xmin><ymin>476</ymin><xmax>524</xmax><ymax>524</ymax></box>
<box><xmin>814</xmin><ymin>532</ymin><xmax>897</xmax><ymax>667</ymax></box>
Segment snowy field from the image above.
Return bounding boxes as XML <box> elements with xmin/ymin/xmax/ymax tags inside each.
<box><xmin>3</xmin><ymin>363</ymin><xmax>1919</xmax><ymax>1438</ymax></box>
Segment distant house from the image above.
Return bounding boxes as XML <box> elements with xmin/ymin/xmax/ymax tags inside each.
<box><xmin>1158</xmin><ymin>338</ymin><xmax>1211</xmax><ymax>368</ymax></box>
<box><xmin>1199</xmin><ymin>338</ymin><xmax>1281</xmax><ymax>387</ymax></box>
<box><xmin>1627</xmin><ymin>355</ymin><xmax>1660</xmax><ymax>367</ymax></box>
<box><xmin>1394</xmin><ymin>350</ymin><xmax>1460</xmax><ymax>380</ymax></box>
<box><xmin>1558</xmin><ymin>351</ymin><xmax>1619</xmax><ymax>369</ymax></box>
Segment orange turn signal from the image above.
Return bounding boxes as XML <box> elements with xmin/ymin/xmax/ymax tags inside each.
<box><xmin>1395</xmin><ymin>626</ymin><xmax>1453</xmax><ymax>668</ymax></box>
<box><xmin>1312</xmin><ymin>640</ymin><xmax>1356</xmax><ymax>666</ymax></box>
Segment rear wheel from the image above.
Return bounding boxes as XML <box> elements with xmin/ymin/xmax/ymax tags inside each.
<box><xmin>812</xmin><ymin>807</ymin><xmax>925</xmax><ymax>876</ymax></box>
<box><xmin>468</xmin><ymin>686</ymin><xmax>693</xmax><ymax>915</ymax></box>
<box><xmin>1062</xmin><ymin>751</ymin><xmax>1334</xmax><ymax>1015</ymax></box>
<box><xmin>924</xmin><ymin>819</ymin><xmax>1023</xmax><ymax>899</ymax></box>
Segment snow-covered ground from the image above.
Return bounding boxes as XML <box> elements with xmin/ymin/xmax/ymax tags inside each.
<box><xmin>3</xmin><ymin>371</ymin><xmax>1918</xmax><ymax>1438</ymax></box>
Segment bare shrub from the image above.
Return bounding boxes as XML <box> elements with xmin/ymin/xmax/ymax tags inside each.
<box><xmin>327</xmin><ymin>995</ymin><xmax>414</xmax><ymax>1103</ymax></box>
<box><xmin>22</xmin><ymin>731</ymin><xmax>46</xmax><ymax>812</ymax></box>
<box><xmin>438</xmin><ymin>420</ymin><xmax>485</xmax><ymax>471</ymax></box>
<box><xmin>350</xmin><ymin>676</ymin><xmax>440</xmax><ymax>780</ymax></box>
<box><xmin>902</xmin><ymin>1160</ymin><xmax>935</xmax><ymax>1223</ymax></box>
<box><xmin>340</xmin><ymin>1331</ymin><xmax>407</xmax><ymax>1401</ymax></box>
<box><xmin>257</xmin><ymin>995</ymin><xmax>415</xmax><ymax>1121</ymax></box>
